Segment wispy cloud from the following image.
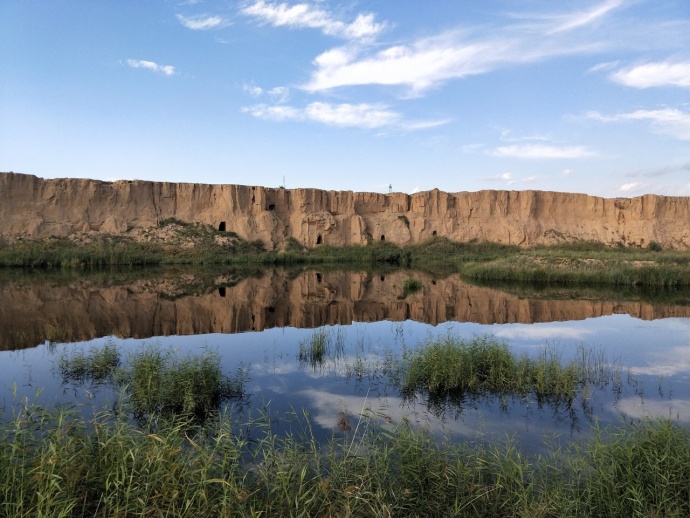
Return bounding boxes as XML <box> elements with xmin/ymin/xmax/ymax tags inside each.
<box><xmin>243</xmin><ymin>83</ymin><xmax>264</xmax><ymax>97</ymax></box>
<box><xmin>176</xmin><ymin>14</ymin><xmax>230</xmax><ymax>30</ymax></box>
<box><xmin>494</xmin><ymin>144</ymin><xmax>597</xmax><ymax>159</ymax></box>
<box><xmin>301</xmin><ymin>1</ymin><xmax>624</xmax><ymax>94</ymax></box>
<box><xmin>586</xmin><ymin>108</ymin><xmax>690</xmax><ymax>140</ymax></box>
<box><xmin>243</xmin><ymin>101</ymin><xmax>445</xmax><ymax>130</ymax></box>
<box><xmin>626</xmin><ymin>162</ymin><xmax>690</xmax><ymax>178</ymax></box>
<box><xmin>241</xmin><ymin>1</ymin><xmax>386</xmax><ymax>40</ymax></box>
<box><xmin>125</xmin><ymin>59</ymin><xmax>176</xmax><ymax>76</ymax></box>
<box><xmin>619</xmin><ymin>182</ymin><xmax>643</xmax><ymax>193</ymax></box>
<box><xmin>546</xmin><ymin>0</ymin><xmax>624</xmax><ymax>34</ymax></box>
<box><xmin>481</xmin><ymin>172</ymin><xmax>513</xmax><ymax>182</ymax></box>
<box><xmin>587</xmin><ymin>60</ymin><xmax>620</xmax><ymax>73</ymax></box>
<box><xmin>610</xmin><ymin>61</ymin><xmax>690</xmax><ymax>88</ymax></box>
<box><xmin>499</xmin><ymin>130</ymin><xmax>551</xmax><ymax>142</ymax></box>
<box><xmin>267</xmin><ymin>86</ymin><xmax>289</xmax><ymax>103</ymax></box>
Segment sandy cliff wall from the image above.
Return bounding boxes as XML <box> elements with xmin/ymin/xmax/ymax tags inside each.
<box><xmin>1</xmin><ymin>172</ymin><xmax>689</xmax><ymax>249</ymax></box>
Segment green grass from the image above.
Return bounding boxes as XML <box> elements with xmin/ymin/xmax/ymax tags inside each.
<box><xmin>298</xmin><ymin>328</ymin><xmax>346</xmax><ymax>370</ymax></box>
<box><xmin>0</xmin><ymin>398</ymin><xmax>687</xmax><ymax>517</ymax></box>
<box><xmin>402</xmin><ymin>277</ymin><xmax>422</xmax><ymax>297</ymax></box>
<box><xmin>397</xmin><ymin>336</ymin><xmax>616</xmax><ymax>415</ymax></box>
<box><xmin>458</xmin><ymin>240</ymin><xmax>690</xmax><ymax>287</ymax></box>
<box><xmin>59</xmin><ymin>345</ymin><xmax>246</xmax><ymax>422</ymax></box>
<box><xmin>58</xmin><ymin>343</ymin><xmax>120</xmax><ymax>385</ymax></box>
<box><xmin>2</xmin><ymin>232</ymin><xmax>689</xmax><ymax>287</ymax></box>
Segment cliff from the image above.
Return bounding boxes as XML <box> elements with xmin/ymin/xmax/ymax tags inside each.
<box><xmin>3</xmin><ymin>270</ymin><xmax>689</xmax><ymax>350</ymax></box>
<box><xmin>1</xmin><ymin>172</ymin><xmax>689</xmax><ymax>249</ymax></box>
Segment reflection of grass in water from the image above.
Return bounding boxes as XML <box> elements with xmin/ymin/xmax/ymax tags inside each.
<box><xmin>298</xmin><ymin>328</ymin><xmax>346</xmax><ymax>370</ymax></box>
<box><xmin>402</xmin><ymin>277</ymin><xmax>422</xmax><ymax>297</ymax></box>
<box><xmin>0</xmin><ymin>398</ymin><xmax>687</xmax><ymax>517</ymax></box>
<box><xmin>58</xmin><ymin>342</ymin><xmax>120</xmax><ymax>384</ymax></box>
<box><xmin>59</xmin><ymin>344</ymin><xmax>246</xmax><ymax>422</ymax></box>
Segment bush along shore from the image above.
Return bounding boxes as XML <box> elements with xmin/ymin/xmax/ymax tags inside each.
<box><xmin>1</xmin><ymin>222</ymin><xmax>689</xmax><ymax>286</ymax></box>
<box><xmin>1</xmin><ymin>399</ymin><xmax>688</xmax><ymax>517</ymax></box>
<box><xmin>1</xmin><ymin>337</ymin><xmax>688</xmax><ymax>517</ymax></box>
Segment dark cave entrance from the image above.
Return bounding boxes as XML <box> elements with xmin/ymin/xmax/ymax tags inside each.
<box><xmin>218</xmin><ymin>222</ymin><xmax>226</xmax><ymax>231</ymax></box>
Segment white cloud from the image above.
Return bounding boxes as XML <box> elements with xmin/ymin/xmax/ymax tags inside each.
<box><xmin>267</xmin><ymin>86</ymin><xmax>289</xmax><ymax>103</ymax></box>
<box><xmin>241</xmin><ymin>1</ymin><xmax>386</xmax><ymax>40</ymax></box>
<box><xmin>561</xmin><ymin>168</ymin><xmax>575</xmax><ymax>176</ymax></box>
<box><xmin>125</xmin><ymin>59</ymin><xmax>176</xmax><ymax>76</ymax></box>
<box><xmin>243</xmin><ymin>101</ymin><xmax>444</xmax><ymax>130</ymax></box>
<box><xmin>242</xmin><ymin>103</ymin><xmax>301</xmax><ymax>122</ymax></box>
<box><xmin>610</xmin><ymin>61</ymin><xmax>690</xmax><ymax>88</ymax></box>
<box><xmin>586</xmin><ymin>108</ymin><xmax>690</xmax><ymax>140</ymax></box>
<box><xmin>619</xmin><ymin>182</ymin><xmax>642</xmax><ymax>192</ymax></box>
<box><xmin>587</xmin><ymin>60</ymin><xmax>620</xmax><ymax>73</ymax></box>
<box><xmin>243</xmin><ymin>83</ymin><xmax>263</xmax><ymax>97</ymax></box>
<box><xmin>176</xmin><ymin>13</ymin><xmax>230</xmax><ymax>30</ymax></box>
<box><xmin>481</xmin><ymin>172</ymin><xmax>513</xmax><ymax>182</ymax></box>
<box><xmin>494</xmin><ymin>144</ymin><xmax>597</xmax><ymax>159</ymax></box>
<box><xmin>546</xmin><ymin>0</ymin><xmax>624</xmax><ymax>34</ymax></box>
<box><xmin>499</xmin><ymin>130</ymin><xmax>551</xmax><ymax>143</ymax></box>
<box><xmin>301</xmin><ymin>2</ymin><xmax>625</xmax><ymax>94</ymax></box>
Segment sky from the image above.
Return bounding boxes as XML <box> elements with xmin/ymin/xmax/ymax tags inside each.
<box><xmin>1</xmin><ymin>1</ymin><xmax>689</xmax><ymax>197</ymax></box>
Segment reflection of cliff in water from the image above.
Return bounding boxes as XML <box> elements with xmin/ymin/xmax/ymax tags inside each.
<box><xmin>2</xmin><ymin>270</ymin><xmax>690</xmax><ymax>350</ymax></box>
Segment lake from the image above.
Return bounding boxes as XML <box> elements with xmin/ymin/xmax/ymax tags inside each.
<box><xmin>1</xmin><ymin>267</ymin><xmax>688</xmax><ymax>452</ymax></box>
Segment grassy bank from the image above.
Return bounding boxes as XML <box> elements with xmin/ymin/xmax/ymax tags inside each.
<box><xmin>0</xmin><ymin>400</ymin><xmax>687</xmax><ymax>517</ymax></box>
<box><xmin>456</xmin><ymin>240</ymin><xmax>690</xmax><ymax>287</ymax></box>
<box><xmin>1</xmin><ymin>225</ymin><xmax>689</xmax><ymax>286</ymax></box>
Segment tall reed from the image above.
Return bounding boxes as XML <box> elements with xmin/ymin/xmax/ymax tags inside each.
<box><xmin>0</xmin><ymin>399</ymin><xmax>687</xmax><ymax>517</ymax></box>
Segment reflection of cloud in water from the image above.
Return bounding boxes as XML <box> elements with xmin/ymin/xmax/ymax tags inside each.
<box><xmin>296</xmin><ymin>388</ymin><xmax>580</xmax><ymax>446</ymax></box>
<box><xmin>297</xmin><ymin>389</ymin><xmax>480</xmax><ymax>438</ymax></box>
<box><xmin>628</xmin><ymin>345</ymin><xmax>690</xmax><ymax>377</ymax></box>
<box><xmin>494</xmin><ymin>324</ymin><xmax>593</xmax><ymax>342</ymax></box>
<box><xmin>614</xmin><ymin>397</ymin><xmax>690</xmax><ymax>423</ymax></box>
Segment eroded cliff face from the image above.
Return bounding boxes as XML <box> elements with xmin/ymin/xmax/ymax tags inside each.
<box><xmin>3</xmin><ymin>270</ymin><xmax>688</xmax><ymax>350</ymax></box>
<box><xmin>1</xmin><ymin>172</ymin><xmax>689</xmax><ymax>249</ymax></box>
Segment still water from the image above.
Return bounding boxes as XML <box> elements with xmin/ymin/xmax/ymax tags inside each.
<box><xmin>1</xmin><ymin>267</ymin><xmax>689</xmax><ymax>450</ymax></box>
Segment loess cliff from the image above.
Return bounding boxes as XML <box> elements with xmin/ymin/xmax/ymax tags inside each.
<box><xmin>1</xmin><ymin>172</ymin><xmax>689</xmax><ymax>249</ymax></box>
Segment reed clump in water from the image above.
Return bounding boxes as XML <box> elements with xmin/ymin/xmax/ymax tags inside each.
<box><xmin>59</xmin><ymin>344</ymin><xmax>246</xmax><ymax>422</ymax></box>
<box><xmin>399</xmin><ymin>336</ymin><xmax>616</xmax><ymax>413</ymax></box>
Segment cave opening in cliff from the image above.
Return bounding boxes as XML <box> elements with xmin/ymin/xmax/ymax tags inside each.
<box><xmin>218</xmin><ymin>287</ymin><xmax>226</xmax><ymax>297</ymax></box>
<box><xmin>380</xmin><ymin>235</ymin><xmax>385</xmax><ymax>241</ymax></box>
<box><xmin>432</xmin><ymin>230</ymin><xmax>437</xmax><ymax>236</ymax></box>
<box><xmin>316</xmin><ymin>235</ymin><xmax>322</xmax><ymax>245</ymax></box>
<box><xmin>268</xmin><ymin>204</ymin><xmax>275</xmax><ymax>210</ymax></box>
<box><xmin>219</xmin><ymin>222</ymin><xmax>226</xmax><ymax>232</ymax></box>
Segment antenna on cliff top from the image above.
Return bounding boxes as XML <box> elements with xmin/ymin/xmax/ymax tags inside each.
<box><xmin>389</xmin><ymin>183</ymin><xmax>392</xmax><ymax>194</ymax></box>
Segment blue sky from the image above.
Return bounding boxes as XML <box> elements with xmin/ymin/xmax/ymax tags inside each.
<box><xmin>1</xmin><ymin>1</ymin><xmax>688</xmax><ymax>197</ymax></box>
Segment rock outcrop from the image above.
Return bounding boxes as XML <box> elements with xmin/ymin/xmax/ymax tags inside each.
<box><xmin>3</xmin><ymin>270</ymin><xmax>689</xmax><ymax>350</ymax></box>
<box><xmin>1</xmin><ymin>172</ymin><xmax>689</xmax><ymax>249</ymax></box>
